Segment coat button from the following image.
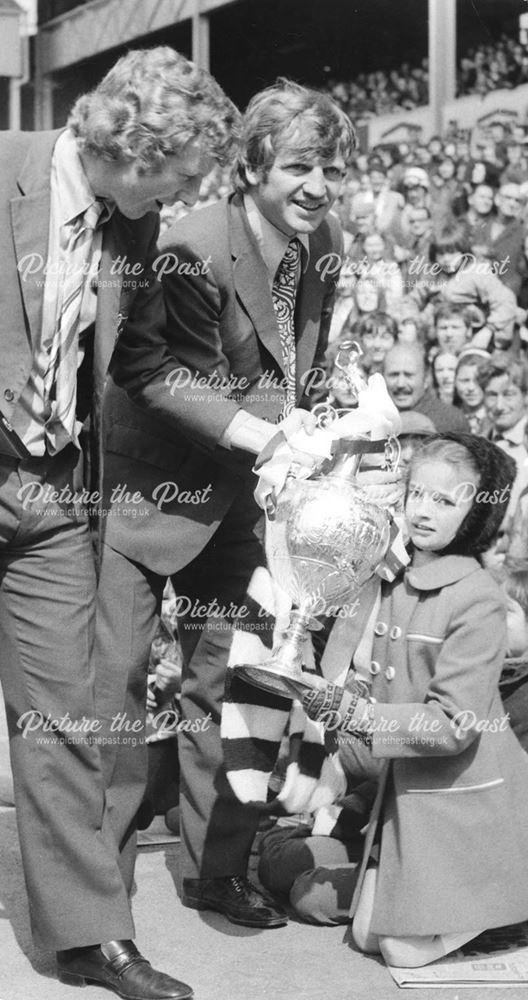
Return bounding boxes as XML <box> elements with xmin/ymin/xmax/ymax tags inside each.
<box><xmin>3</xmin><ymin>389</ymin><xmax>14</xmax><ymax>402</ymax></box>
<box><xmin>374</xmin><ymin>622</ymin><xmax>387</xmax><ymax>636</ymax></box>
<box><xmin>370</xmin><ymin>660</ymin><xmax>381</xmax><ymax>675</ymax></box>
<box><xmin>385</xmin><ymin>666</ymin><xmax>395</xmax><ymax>681</ymax></box>
<box><xmin>390</xmin><ymin>625</ymin><xmax>402</xmax><ymax>640</ymax></box>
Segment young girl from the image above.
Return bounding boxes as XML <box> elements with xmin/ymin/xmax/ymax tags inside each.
<box><xmin>260</xmin><ymin>433</ymin><xmax>528</xmax><ymax>968</ymax></box>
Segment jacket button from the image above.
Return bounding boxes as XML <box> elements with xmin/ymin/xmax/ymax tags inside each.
<box><xmin>4</xmin><ymin>389</ymin><xmax>14</xmax><ymax>402</ymax></box>
<box><xmin>374</xmin><ymin>622</ymin><xmax>387</xmax><ymax>636</ymax></box>
<box><xmin>385</xmin><ymin>666</ymin><xmax>395</xmax><ymax>680</ymax></box>
<box><xmin>370</xmin><ymin>660</ymin><xmax>381</xmax><ymax>675</ymax></box>
<box><xmin>390</xmin><ymin>625</ymin><xmax>402</xmax><ymax>640</ymax></box>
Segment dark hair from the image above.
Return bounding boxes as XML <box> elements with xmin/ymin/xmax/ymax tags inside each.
<box><xmin>409</xmin><ymin>432</ymin><xmax>516</xmax><ymax>556</ymax></box>
<box><xmin>430</xmin><ymin>223</ymin><xmax>471</xmax><ymax>260</ymax></box>
<box><xmin>232</xmin><ymin>78</ymin><xmax>356</xmax><ymax>192</ymax></box>
<box><xmin>478</xmin><ymin>353</ymin><xmax>528</xmax><ymax>394</ymax></box>
<box><xmin>452</xmin><ymin>352</ymin><xmax>489</xmax><ymax>408</ymax></box>
<box><xmin>356</xmin><ymin>311</ymin><xmax>398</xmax><ymax>340</ymax></box>
<box><xmin>434</xmin><ymin>302</ymin><xmax>473</xmax><ymax>328</ymax></box>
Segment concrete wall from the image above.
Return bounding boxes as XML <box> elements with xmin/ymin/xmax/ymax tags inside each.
<box><xmin>366</xmin><ymin>83</ymin><xmax>528</xmax><ymax>146</ymax></box>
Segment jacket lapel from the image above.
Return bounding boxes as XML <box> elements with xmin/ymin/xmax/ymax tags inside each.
<box><xmin>10</xmin><ymin>130</ymin><xmax>62</xmax><ymax>347</ymax></box>
<box><xmin>230</xmin><ymin>196</ymin><xmax>329</xmax><ymax>387</ymax></box>
<box><xmin>230</xmin><ymin>197</ymin><xmax>285</xmax><ymax>374</ymax></box>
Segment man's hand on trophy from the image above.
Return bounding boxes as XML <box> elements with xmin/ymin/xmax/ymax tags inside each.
<box><xmin>277</xmin><ymin>408</ymin><xmax>322</xmax><ymax>472</ymax></box>
<box><xmin>356</xmin><ymin>467</ymin><xmax>405</xmax><ymax>510</ymax></box>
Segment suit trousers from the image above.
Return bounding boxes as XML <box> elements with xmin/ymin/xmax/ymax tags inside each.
<box><xmin>0</xmin><ymin>448</ymin><xmax>133</xmax><ymax>950</ymax></box>
<box><xmin>258</xmin><ymin>823</ymin><xmax>362</xmax><ymax>925</ymax></box>
<box><xmin>94</xmin><ymin>494</ymin><xmax>264</xmax><ymax>886</ymax></box>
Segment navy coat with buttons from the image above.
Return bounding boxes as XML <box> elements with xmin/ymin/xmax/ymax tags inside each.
<box><xmin>348</xmin><ymin>554</ymin><xmax>528</xmax><ymax>936</ymax></box>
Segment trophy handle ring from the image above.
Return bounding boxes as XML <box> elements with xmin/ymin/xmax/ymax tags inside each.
<box><xmin>311</xmin><ymin>401</ymin><xmax>340</xmax><ymax>429</ymax></box>
<box><xmin>382</xmin><ymin>435</ymin><xmax>401</xmax><ymax>472</ymax></box>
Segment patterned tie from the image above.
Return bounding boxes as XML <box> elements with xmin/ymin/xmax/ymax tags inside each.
<box><xmin>272</xmin><ymin>237</ymin><xmax>300</xmax><ymax>418</ymax></box>
<box><xmin>45</xmin><ymin>199</ymin><xmax>106</xmax><ymax>453</ymax></box>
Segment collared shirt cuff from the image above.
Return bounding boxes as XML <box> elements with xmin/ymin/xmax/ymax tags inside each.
<box><xmin>219</xmin><ymin>410</ymin><xmax>277</xmax><ymax>454</ymax></box>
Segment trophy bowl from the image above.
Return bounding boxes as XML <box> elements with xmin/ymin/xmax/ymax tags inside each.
<box><xmin>235</xmin><ymin>443</ymin><xmax>392</xmax><ymax>697</ymax></box>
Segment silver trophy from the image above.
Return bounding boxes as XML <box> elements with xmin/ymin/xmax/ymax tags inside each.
<box><xmin>236</xmin><ymin>343</ymin><xmax>399</xmax><ymax>697</ymax></box>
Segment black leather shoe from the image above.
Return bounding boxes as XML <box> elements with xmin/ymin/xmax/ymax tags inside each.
<box><xmin>56</xmin><ymin>940</ymin><xmax>193</xmax><ymax>999</ymax></box>
<box><xmin>182</xmin><ymin>875</ymin><xmax>288</xmax><ymax>928</ymax></box>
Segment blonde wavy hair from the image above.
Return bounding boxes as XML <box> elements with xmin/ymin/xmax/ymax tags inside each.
<box><xmin>68</xmin><ymin>46</ymin><xmax>241</xmax><ymax>174</ymax></box>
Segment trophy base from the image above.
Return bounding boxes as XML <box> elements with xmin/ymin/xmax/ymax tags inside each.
<box><xmin>234</xmin><ymin>606</ymin><xmax>316</xmax><ymax>698</ymax></box>
<box><xmin>234</xmin><ymin>657</ymin><xmax>310</xmax><ymax>699</ymax></box>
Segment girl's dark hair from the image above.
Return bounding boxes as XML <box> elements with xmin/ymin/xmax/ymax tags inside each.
<box><xmin>409</xmin><ymin>432</ymin><xmax>516</xmax><ymax>556</ymax></box>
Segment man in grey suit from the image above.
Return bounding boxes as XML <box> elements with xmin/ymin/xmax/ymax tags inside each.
<box><xmin>97</xmin><ymin>80</ymin><xmax>355</xmax><ymax>928</ymax></box>
<box><xmin>0</xmin><ymin>45</ymin><xmax>238</xmax><ymax>999</ymax></box>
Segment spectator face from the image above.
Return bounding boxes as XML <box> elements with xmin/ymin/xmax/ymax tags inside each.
<box><xmin>428</xmin><ymin>138</ymin><xmax>442</xmax><ymax>157</ymax></box>
<box><xmin>354</xmin><ymin>210</ymin><xmax>375</xmax><ymax>235</ymax></box>
<box><xmin>383</xmin><ymin>347</ymin><xmax>426</xmax><ymax>410</ymax></box>
<box><xmin>491</xmin><ymin>123</ymin><xmax>506</xmax><ymax>144</ymax></box>
<box><xmin>355</xmin><ymin>278</ymin><xmax>380</xmax><ymax>312</ymax></box>
<box><xmin>93</xmin><ymin>140</ymin><xmax>216</xmax><ymax>219</ymax></box>
<box><xmin>336</xmin><ymin>267</ymin><xmax>356</xmax><ymax>297</ymax></box>
<box><xmin>408</xmin><ymin>207</ymin><xmax>430</xmax><ymax>237</ymax></box>
<box><xmin>246</xmin><ymin>147</ymin><xmax>346</xmax><ymax>237</ymax></box>
<box><xmin>455</xmin><ymin>362</ymin><xmax>484</xmax><ymax>410</ymax></box>
<box><xmin>506</xmin><ymin>144</ymin><xmax>522</xmax><ymax>165</ymax></box>
<box><xmin>415</xmin><ymin>147</ymin><xmax>431</xmax><ymax>165</ymax></box>
<box><xmin>496</xmin><ymin>184</ymin><xmax>524</xmax><ymax>220</ymax></box>
<box><xmin>469</xmin><ymin>184</ymin><xmax>494</xmax><ymax>216</ymax></box>
<box><xmin>433</xmin><ymin>352</ymin><xmax>457</xmax><ymax>396</ymax></box>
<box><xmin>328</xmin><ymin>366</ymin><xmax>358</xmax><ymax>408</ymax></box>
<box><xmin>405</xmin><ymin>184</ymin><xmax>427</xmax><ymax>206</ymax></box>
<box><xmin>398</xmin><ymin>318</ymin><xmax>420</xmax><ymax>344</ymax></box>
<box><xmin>361</xmin><ymin>324</ymin><xmax>396</xmax><ymax>364</ymax></box>
<box><xmin>435</xmin><ymin>251</ymin><xmax>465</xmax><ymax>275</ymax></box>
<box><xmin>435</xmin><ymin>314</ymin><xmax>471</xmax><ymax>353</ymax></box>
<box><xmin>364</xmin><ymin>233</ymin><xmax>385</xmax><ymax>260</ymax></box>
<box><xmin>369</xmin><ymin>169</ymin><xmax>386</xmax><ymax>194</ymax></box>
<box><xmin>484</xmin><ymin>374</ymin><xmax>526</xmax><ymax>433</ymax></box>
<box><xmin>438</xmin><ymin>158</ymin><xmax>456</xmax><ymax>181</ymax></box>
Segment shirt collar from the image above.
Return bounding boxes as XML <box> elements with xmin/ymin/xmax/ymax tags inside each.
<box><xmin>52</xmin><ymin>128</ymin><xmax>102</xmax><ymax>226</ymax></box>
<box><xmin>243</xmin><ymin>193</ymin><xmax>309</xmax><ymax>281</ymax></box>
<box><xmin>494</xmin><ymin>414</ymin><xmax>527</xmax><ymax>446</ymax></box>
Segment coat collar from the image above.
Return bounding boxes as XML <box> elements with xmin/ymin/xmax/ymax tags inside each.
<box><xmin>10</xmin><ymin>130</ymin><xmax>63</xmax><ymax>346</ymax></box>
<box><xmin>406</xmin><ymin>554</ymin><xmax>481</xmax><ymax>591</ymax></box>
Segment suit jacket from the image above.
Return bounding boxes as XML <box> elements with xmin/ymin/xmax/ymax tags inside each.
<box><xmin>105</xmin><ymin>193</ymin><xmax>343</xmax><ymax>574</ymax></box>
<box><xmin>0</xmin><ymin>129</ymin><xmax>162</xmax><ymax>502</ymax></box>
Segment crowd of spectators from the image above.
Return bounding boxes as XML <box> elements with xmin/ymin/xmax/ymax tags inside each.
<box><xmin>324</xmin><ymin>33</ymin><xmax>528</xmax><ymax>121</ymax></box>
<box><xmin>157</xmin><ymin>71</ymin><xmax>528</xmax><ymax>680</ymax></box>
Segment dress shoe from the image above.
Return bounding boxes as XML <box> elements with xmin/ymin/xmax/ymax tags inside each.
<box><xmin>182</xmin><ymin>875</ymin><xmax>288</xmax><ymax>928</ymax></box>
<box><xmin>56</xmin><ymin>940</ymin><xmax>193</xmax><ymax>999</ymax></box>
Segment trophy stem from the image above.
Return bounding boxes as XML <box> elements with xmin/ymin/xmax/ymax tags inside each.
<box><xmin>234</xmin><ymin>605</ymin><xmax>314</xmax><ymax>698</ymax></box>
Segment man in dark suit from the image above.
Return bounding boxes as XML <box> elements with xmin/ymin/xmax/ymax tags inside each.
<box><xmin>0</xmin><ymin>45</ymin><xmax>238</xmax><ymax>999</ymax></box>
<box><xmin>96</xmin><ymin>81</ymin><xmax>355</xmax><ymax>929</ymax></box>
